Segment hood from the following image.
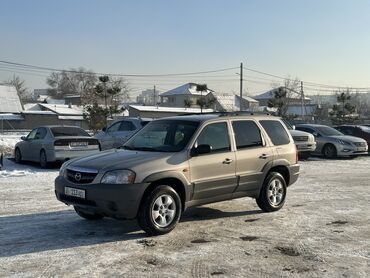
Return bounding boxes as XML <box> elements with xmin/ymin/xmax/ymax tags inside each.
<box><xmin>328</xmin><ymin>135</ymin><xmax>367</xmax><ymax>143</ymax></box>
<box><xmin>93</xmin><ymin>132</ymin><xmax>106</xmax><ymax>139</ymax></box>
<box><xmin>67</xmin><ymin>148</ymin><xmax>173</xmax><ymax>172</ymax></box>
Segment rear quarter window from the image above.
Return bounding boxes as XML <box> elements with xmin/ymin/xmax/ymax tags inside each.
<box><xmin>259</xmin><ymin>120</ymin><xmax>290</xmax><ymax>146</ymax></box>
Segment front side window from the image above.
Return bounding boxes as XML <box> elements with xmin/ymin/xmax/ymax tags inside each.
<box><xmin>119</xmin><ymin>121</ymin><xmax>136</xmax><ymax>131</ymax></box>
<box><xmin>260</xmin><ymin>120</ymin><xmax>290</xmax><ymax>146</ymax></box>
<box><xmin>107</xmin><ymin>122</ymin><xmax>121</xmax><ymax>132</ymax></box>
<box><xmin>195</xmin><ymin>122</ymin><xmax>230</xmax><ymax>153</ymax></box>
<box><xmin>232</xmin><ymin>121</ymin><xmax>263</xmax><ymax>149</ymax></box>
<box><xmin>124</xmin><ymin>120</ymin><xmax>199</xmax><ymax>152</ymax></box>
<box><xmin>27</xmin><ymin>129</ymin><xmax>37</xmax><ymax>140</ymax></box>
<box><xmin>35</xmin><ymin>127</ymin><xmax>47</xmax><ymax>139</ymax></box>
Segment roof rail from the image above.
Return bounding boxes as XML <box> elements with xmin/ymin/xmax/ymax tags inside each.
<box><xmin>178</xmin><ymin>111</ymin><xmax>270</xmax><ymax>117</ymax></box>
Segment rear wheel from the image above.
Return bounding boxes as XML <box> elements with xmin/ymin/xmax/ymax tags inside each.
<box><xmin>256</xmin><ymin>172</ymin><xmax>287</xmax><ymax>212</ymax></box>
<box><xmin>323</xmin><ymin>144</ymin><xmax>337</xmax><ymax>158</ymax></box>
<box><xmin>137</xmin><ymin>185</ymin><xmax>182</xmax><ymax>236</ymax></box>
<box><xmin>14</xmin><ymin>148</ymin><xmax>22</xmax><ymax>163</ymax></box>
<box><xmin>74</xmin><ymin>206</ymin><xmax>104</xmax><ymax>220</ymax></box>
<box><xmin>39</xmin><ymin>150</ymin><xmax>48</xmax><ymax>168</ymax></box>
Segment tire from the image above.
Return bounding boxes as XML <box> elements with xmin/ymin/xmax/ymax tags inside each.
<box><xmin>74</xmin><ymin>206</ymin><xmax>104</xmax><ymax>220</ymax></box>
<box><xmin>14</xmin><ymin>148</ymin><xmax>22</xmax><ymax>163</ymax></box>
<box><xmin>137</xmin><ymin>185</ymin><xmax>182</xmax><ymax>236</ymax></box>
<box><xmin>323</xmin><ymin>144</ymin><xmax>337</xmax><ymax>159</ymax></box>
<box><xmin>256</xmin><ymin>172</ymin><xmax>287</xmax><ymax>212</ymax></box>
<box><xmin>40</xmin><ymin>150</ymin><xmax>48</xmax><ymax>168</ymax></box>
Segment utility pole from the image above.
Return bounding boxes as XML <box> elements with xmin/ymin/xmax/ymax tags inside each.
<box><xmin>153</xmin><ymin>85</ymin><xmax>156</xmax><ymax>106</ymax></box>
<box><xmin>300</xmin><ymin>81</ymin><xmax>305</xmax><ymax>121</ymax></box>
<box><xmin>240</xmin><ymin>62</ymin><xmax>243</xmax><ymax>111</ymax></box>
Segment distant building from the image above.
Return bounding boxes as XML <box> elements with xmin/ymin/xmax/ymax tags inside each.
<box><xmin>253</xmin><ymin>87</ymin><xmax>311</xmax><ymax>106</ymax></box>
<box><xmin>137</xmin><ymin>89</ymin><xmax>161</xmax><ymax>106</ymax></box>
<box><xmin>160</xmin><ymin>83</ymin><xmax>213</xmax><ymax>108</ymax></box>
<box><xmin>207</xmin><ymin>92</ymin><xmax>259</xmax><ymax>111</ymax></box>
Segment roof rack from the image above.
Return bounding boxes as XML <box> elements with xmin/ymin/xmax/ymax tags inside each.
<box><xmin>178</xmin><ymin>111</ymin><xmax>270</xmax><ymax>117</ymax></box>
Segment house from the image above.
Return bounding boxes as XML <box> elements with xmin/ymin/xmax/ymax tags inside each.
<box><xmin>0</xmin><ymin>84</ymin><xmax>24</xmax><ymax>131</ymax></box>
<box><xmin>206</xmin><ymin>92</ymin><xmax>259</xmax><ymax>112</ymax></box>
<box><xmin>160</xmin><ymin>83</ymin><xmax>213</xmax><ymax>108</ymax></box>
<box><xmin>129</xmin><ymin>105</ymin><xmax>213</xmax><ymax>118</ymax></box>
<box><xmin>137</xmin><ymin>89</ymin><xmax>161</xmax><ymax>106</ymax></box>
<box><xmin>253</xmin><ymin>87</ymin><xmax>311</xmax><ymax>106</ymax></box>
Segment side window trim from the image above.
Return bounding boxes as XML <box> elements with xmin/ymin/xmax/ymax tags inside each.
<box><xmin>192</xmin><ymin>121</ymin><xmax>232</xmax><ymax>155</ymax></box>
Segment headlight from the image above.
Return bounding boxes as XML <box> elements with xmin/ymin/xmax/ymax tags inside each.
<box><xmin>337</xmin><ymin>139</ymin><xmax>351</xmax><ymax>145</ymax></box>
<box><xmin>101</xmin><ymin>169</ymin><xmax>136</xmax><ymax>184</ymax></box>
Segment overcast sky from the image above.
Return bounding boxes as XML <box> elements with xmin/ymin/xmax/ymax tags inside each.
<box><xmin>1</xmin><ymin>0</ymin><xmax>370</xmax><ymax>96</ymax></box>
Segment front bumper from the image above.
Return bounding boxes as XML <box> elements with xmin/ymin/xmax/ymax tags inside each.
<box><xmin>55</xmin><ymin>176</ymin><xmax>150</xmax><ymax>219</ymax></box>
<box><xmin>287</xmin><ymin>164</ymin><xmax>300</xmax><ymax>186</ymax></box>
<box><xmin>336</xmin><ymin>145</ymin><xmax>368</xmax><ymax>157</ymax></box>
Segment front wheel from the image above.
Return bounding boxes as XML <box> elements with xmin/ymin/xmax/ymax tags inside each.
<box><xmin>256</xmin><ymin>172</ymin><xmax>287</xmax><ymax>212</ymax></box>
<box><xmin>323</xmin><ymin>144</ymin><xmax>337</xmax><ymax>159</ymax></box>
<box><xmin>40</xmin><ymin>150</ymin><xmax>48</xmax><ymax>168</ymax></box>
<box><xmin>74</xmin><ymin>206</ymin><xmax>104</xmax><ymax>220</ymax></box>
<box><xmin>14</xmin><ymin>148</ymin><xmax>22</xmax><ymax>163</ymax></box>
<box><xmin>137</xmin><ymin>185</ymin><xmax>182</xmax><ymax>236</ymax></box>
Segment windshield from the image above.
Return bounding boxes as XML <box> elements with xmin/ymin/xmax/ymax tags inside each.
<box><xmin>51</xmin><ymin>127</ymin><xmax>90</xmax><ymax>137</ymax></box>
<box><xmin>123</xmin><ymin>120</ymin><xmax>199</xmax><ymax>152</ymax></box>
<box><xmin>316</xmin><ymin>126</ymin><xmax>343</xmax><ymax>136</ymax></box>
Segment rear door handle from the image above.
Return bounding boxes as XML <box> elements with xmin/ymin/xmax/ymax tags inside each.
<box><xmin>259</xmin><ymin>153</ymin><xmax>271</xmax><ymax>159</ymax></box>
<box><xmin>223</xmin><ymin>158</ymin><xmax>233</xmax><ymax>164</ymax></box>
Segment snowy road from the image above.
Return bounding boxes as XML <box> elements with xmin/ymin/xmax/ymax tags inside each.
<box><xmin>0</xmin><ymin>157</ymin><xmax>369</xmax><ymax>277</ymax></box>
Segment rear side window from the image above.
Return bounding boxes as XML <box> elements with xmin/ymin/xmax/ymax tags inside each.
<box><xmin>259</xmin><ymin>120</ymin><xmax>290</xmax><ymax>146</ymax></box>
<box><xmin>232</xmin><ymin>121</ymin><xmax>263</xmax><ymax>149</ymax></box>
<box><xmin>196</xmin><ymin>122</ymin><xmax>230</xmax><ymax>152</ymax></box>
<box><xmin>35</xmin><ymin>127</ymin><xmax>47</xmax><ymax>139</ymax></box>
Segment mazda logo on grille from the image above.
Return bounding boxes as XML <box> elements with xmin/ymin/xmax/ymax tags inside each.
<box><xmin>74</xmin><ymin>172</ymin><xmax>82</xmax><ymax>181</ymax></box>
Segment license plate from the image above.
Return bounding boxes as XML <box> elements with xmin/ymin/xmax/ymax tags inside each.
<box><xmin>70</xmin><ymin>142</ymin><xmax>88</xmax><ymax>147</ymax></box>
<box><xmin>65</xmin><ymin>187</ymin><xmax>85</xmax><ymax>199</ymax></box>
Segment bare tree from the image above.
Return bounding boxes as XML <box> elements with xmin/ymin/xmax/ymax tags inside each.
<box><xmin>4</xmin><ymin>75</ymin><xmax>31</xmax><ymax>102</ymax></box>
<box><xmin>46</xmin><ymin>67</ymin><xmax>97</xmax><ymax>99</ymax></box>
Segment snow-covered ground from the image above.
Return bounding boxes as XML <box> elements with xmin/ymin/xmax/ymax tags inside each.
<box><xmin>0</xmin><ymin>133</ymin><xmax>27</xmax><ymax>156</ymax></box>
<box><xmin>0</xmin><ymin>156</ymin><xmax>369</xmax><ymax>277</ymax></box>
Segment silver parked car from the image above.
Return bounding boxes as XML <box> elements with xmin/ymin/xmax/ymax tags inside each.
<box><xmin>296</xmin><ymin>124</ymin><xmax>368</xmax><ymax>158</ymax></box>
<box><xmin>283</xmin><ymin>120</ymin><xmax>316</xmax><ymax>158</ymax></box>
<box><xmin>14</xmin><ymin>126</ymin><xmax>100</xmax><ymax>168</ymax></box>
<box><xmin>94</xmin><ymin>118</ymin><xmax>151</xmax><ymax>150</ymax></box>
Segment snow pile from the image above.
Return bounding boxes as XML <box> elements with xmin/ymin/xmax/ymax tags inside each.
<box><xmin>0</xmin><ymin>169</ymin><xmax>35</xmax><ymax>178</ymax></box>
<box><xmin>0</xmin><ymin>134</ymin><xmax>25</xmax><ymax>156</ymax></box>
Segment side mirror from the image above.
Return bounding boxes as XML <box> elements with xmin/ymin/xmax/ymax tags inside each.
<box><xmin>21</xmin><ymin>136</ymin><xmax>27</xmax><ymax>141</ymax></box>
<box><xmin>313</xmin><ymin>132</ymin><xmax>319</xmax><ymax>137</ymax></box>
<box><xmin>191</xmin><ymin>144</ymin><xmax>211</xmax><ymax>156</ymax></box>
<box><xmin>102</xmin><ymin>127</ymin><xmax>107</xmax><ymax>132</ymax></box>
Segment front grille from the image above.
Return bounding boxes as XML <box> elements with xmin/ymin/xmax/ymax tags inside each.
<box><xmin>66</xmin><ymin>169</ymin><xmax>97</xmax><ymax>184</ymax></box>
<box><xmin>354</xmin><ymin>142</ymin><xmax>367</xmax><ymax>147</ymax></box>
<box><xmin>58</xmin><ymin>193</ymin><xmax>96</xmax><ymax>206</ymax></box>
<box><xmin>293</xmin><ymin>136</ymin><xmax>308</xmax><ymax>142</ymax></box>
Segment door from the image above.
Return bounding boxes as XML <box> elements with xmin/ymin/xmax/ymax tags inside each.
<box><xmin>100</xmin><ymin>121</ymin><xmax>121</xmax><ymax>150</ymax></box>
<box><xmin>112</xmin><ymin>120</ymin><xmax>137</xmax><ymax>148</ymax></box>
<box><xmin>20</xmin><ymin>128</ymin><xmax>37</xmax><ymax>160</ymax></box>
<box><xmin>232</xmin><ymin>120</ymin><xmax>274</xmax><ymax>193</ymax></box>
<box><xmin>189</xmin><ymin>122</ymin><xmax>237</xmax><ymax>200</ymax></box>
<box><xmin>296</xmin><ymin>126</ymin><xmax>324</xmax><ymax>153</ymax></box>
<box><xmin>28</xmin><ymin>127</ymin><xmax>47</xmax><ymax>161</ymax></box>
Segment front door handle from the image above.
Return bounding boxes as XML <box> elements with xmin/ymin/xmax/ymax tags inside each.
<box><xmin>223</xmin><ymin>158</ymin><xmax>233</xmax><ymax>164</ymax></box>
<box><xmin>259</xmin><ymin>153</ymin><xmax>271</xmax><ymax>159</ymax></box>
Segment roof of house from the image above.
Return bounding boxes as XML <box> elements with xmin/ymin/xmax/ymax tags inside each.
<box><xmin>254</xmin><ymin>87</ymin><xmax>311</xmax><ymax>101</ymax></box>
<box><xmin>129</xmin><ymin>105</ymin><xmax>213</xmax><ymax>113</ymax></box>
<box><xmin>160</xmin><ymin>83</ymin><xmax>213</xmax><ymax>97</ymax></box>
<box><xmin>0</xmin><ymin>84</ymin><xmax>23</xmax><ymax>113</ymax></box>
<box><xmin>39</xmin><ymin>103</ymin><xmax>83</xmax><ymax>115</ymax></box>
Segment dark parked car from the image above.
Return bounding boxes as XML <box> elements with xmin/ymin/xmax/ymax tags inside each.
<box><xmin>335</xmin><ymin>125</ymin><xmax>370</xmax><ymax>151</ymax></box>
<box><xmin>15</xmin><ymin>126</ymin><xmax>100</xmax><ymax>168</ymax></box>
